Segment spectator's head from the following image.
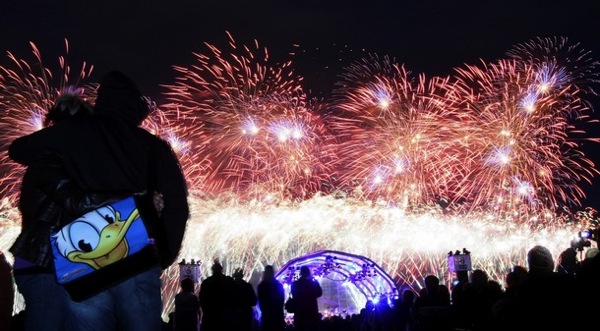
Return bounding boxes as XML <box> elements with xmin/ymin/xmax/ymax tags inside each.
<box><xmin>470</xmin><ymin>269</ymin><xmax>489</xmax><ymax>288</ymax></box>
<box><xmin>263</xmin><ymin>265</ymin><xmax>275</xmax><ymax>280</ymax></box>
<box><xmin>506</xmin><ymin>265</ymin><xmax>527</xmax><ymax>289</ymax></box>
<box><xmin>557</xmin><ymin>247</ymin><xmax>579</xmax><ymax>276</ymax></box>
<box><xmin>527</xmin><ymin>245</ymin><xmax>554</xmax><ymax>274</ymax></box>
<box><xmin>586</xmin><ymin>247</ymin><xmax>599</xmax><ymax>260</ymax></box>
<box><xmin>46</xmin><ymin>91</ymin><xmax>93</xmax><ymax>126</ymax></box>
<box><xmin>424</xmin><ymin>274</ymin><xmax>440</xmax><ymax>293</ymax></box>
<box><xmin>401</xmin><ymin>288</ymin><xmax>415</xmax><ymax>304</ymax></box>
<box><xmin>299</xmin><ymin>266</ymin><xmax>311</xmax><ymax>278</ymax></box>
<box><xmin>180</xmin><ymin>277</ymin><xmax>195</xmax><ymax>293</ymax></box>
<box><xmin>233</xmin><ymin>268</ymin><xmax>244</xmax><ymax>280</ymax></box>
<box><xmin>94</xmin><ymin>70</ymin><xmax>151</xmax><ymax>126</ymax></box>
<box><xmin>211</xmin><ymin>260</ymin><xmax>223</xmax><ymax>275</ymax></box>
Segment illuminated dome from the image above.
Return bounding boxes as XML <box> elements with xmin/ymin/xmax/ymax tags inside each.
<box><xmin>275</xmin><ymin>250</ymin><xmax>399</xmax><ymax>315</ymax></box>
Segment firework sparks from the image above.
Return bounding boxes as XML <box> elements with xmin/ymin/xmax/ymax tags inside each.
<box><xmin>328</xmin><ymin>54</ymin><xmax>470</xmax><ymax>207</ymax></box>
<box><xmin>0</xmin><ymin>36</ymin><xmax>599</xmax><ymax>318</ymax></box>
<box><xmin>447</xmin><ymin>47</ymin><xmax>599</xmax><ymax>213</ymax></box>
<box><xmin>0</xmin><ymin>193</ymin><xmax>589</xmax><ymax>317</ymax></box>
<box><xmin>160</xmin><ymin>32</ymin><xmax>337</xmax><ymax>199</ymax></box>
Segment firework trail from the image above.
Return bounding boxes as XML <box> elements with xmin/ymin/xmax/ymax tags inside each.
<box><xmin>445</xmin><ymin>37</ymin><xmax>600</xmax><ymax>214</ymax></box>
<box><xmin>507</xmin><ymin>36</ymin><xmax>600</xmax><ymax>97</ymax></box>
<box><xmin>160</xmin><ymin>32</ymin><xmax>337</xmax><ymax>199</ymax></box>
<box><xmin>327</xmin><ymin>54</ymin><xmax>473</xmax><ymax>207</ymax></box>
<box><xmin>1</xmin><ymin>36</ymin><xmax>599</xmax><ymax>317</ymax></box>
<box><xmin>326</xmin><ymin>38</ymin><xmax>600</xmax><ymax>215</ymax></box>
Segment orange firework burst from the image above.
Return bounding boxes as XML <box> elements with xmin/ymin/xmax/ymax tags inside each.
<box><xmin>328</xmin><ymin>54</ymin><xmax>476</xmax><ymax>207</ymax></box>
<box><xmin>161</xmin><ymin>32</ymin><xmax>337</xmax><ymax>200</ymax></box>
<box><xmin>0</xmin><ymin>36</ymin><xmax>598</xmax><ymax>215</ymax></box>
<box><xmin>326</xmin><ymin>39</ymin><xmax>600</xmax><ymax>217</ymax></box>
<box><xmin>1</xmin><ymin>35</ymin><xmax>600</xmax><ymax>319</ymax></box>
<box><xmin>446</xmin><ymin>37</ymin><xmax>600</xmax><ymax>215</ymax></box>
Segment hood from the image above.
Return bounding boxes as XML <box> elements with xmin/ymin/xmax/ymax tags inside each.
<box><xmin>94</xmin><ymin>71</ymin><xmax>150</xmax><ymax>125</ymax></box>
<box><xmin>527</xmin><ymin>245</ymin><xmax>555</xmax><ymax>274</ymax></box>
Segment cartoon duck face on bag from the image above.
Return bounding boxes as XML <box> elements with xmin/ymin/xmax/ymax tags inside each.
<box><xmin>51</xmin><ymin>205</ymin><xmax>140</xmax><ymax>269</ymax></box>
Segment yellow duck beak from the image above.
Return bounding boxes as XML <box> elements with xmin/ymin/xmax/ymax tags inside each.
<box><xmin>68</xmin><ymin>209</ymin><xmax>140</xmax><ymax>269</ymax></box>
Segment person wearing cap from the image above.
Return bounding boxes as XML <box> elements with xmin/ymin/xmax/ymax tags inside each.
<box><xmin>9</xmin><ymin>70</ymin><xmax>190</xmax><ymax>331</ymax></box>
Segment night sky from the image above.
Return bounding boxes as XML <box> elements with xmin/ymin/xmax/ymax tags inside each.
<box><xmin>3</xmin><ymin>0</ymin><xmax>600</xmax><ymax>210</ymax></box>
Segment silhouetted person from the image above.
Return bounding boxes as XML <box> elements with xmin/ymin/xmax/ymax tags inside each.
<box><xmin>257</xmin><ymin>265</ymin><xmax>286</xmax><ymax>331</ymax></box>
<box><xmin>491</xmin><ymin>265</ymin><xmax>527</xmax><ymax>330</ymax></box>
<box><xmin>0</xmin><ymin>251</ymin><xmax>13</xmax><ymax>331</ymax></box>
<box><xmin>515</xmin><ymin>245</ymin><xmax>579</xmax><ymax>331</ymax></box>
<box><xmin>412</xmin><ymin>274</ymin><xmax>452</xmax><ymax>331</ymax></box>
<box><xmin>576</xmin><ymin>246</ymin><xmax>600</xmax><ymax>323</ymax></box>
<box><xmin>174</xmin><ymin>277</ymin><xmax>200</xmax><ymax>331</ymax></box>
<box><xmin>368</xmin><ymin>295</ymin><xmax>394</xmax><ymax>331</ymax></box>
<box><xmin>557</xmin><ymin>247</ymin><xmax>579</xmax><ymax>278</ymax></box>
<box><xmin>395</xmin><ymin>288</ymin><xmax>415</xmax><ymax>331</ymax></box>
<box><xmin>290</xmin><ymin>266</ymin><xmax>322</xmax><ymax>331</ymax></box>
<box><xmin>198</xmin><ymin>260</ymin><xmax>236</xmax><ymax>331</ymax></box>
<box><xmin>461</xmin><ymin>269</ymin><xmax>503</xmax><ymax>331</ymax></box>
<box><xmin>9</xmin><ymin>71</ymin><xmax>190</xmax><ymax>331</ymax></box>
<box><xmin>359</xmin><ymin>299</ymin><xmax>375</xmax><ymax>331</ymax></box>
<box><xmin>232</xmin><ymin>268</ymin><xmax>258</xmax><ymax>331</ymax></box>
<box><xmin>8</xmin><ymin>94</ymin><xmax>95</xmax><ymax>331</ymax></box>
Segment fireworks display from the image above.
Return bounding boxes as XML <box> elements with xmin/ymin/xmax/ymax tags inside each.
<box><xmin>1</xmin><ymin>35</ymin><xmax>599</xmax><ymax>317</ymax></box>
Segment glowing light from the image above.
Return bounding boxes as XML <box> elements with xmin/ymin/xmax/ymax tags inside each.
<box><xmin>1</xmin><ymin>35</ymin><xmax>599</xmax><ymax>319</ymax></box>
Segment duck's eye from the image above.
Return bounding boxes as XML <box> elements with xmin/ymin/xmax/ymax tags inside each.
<box><xmin>53</xmin><ymin>207</ymin><xmax>115</xmax><ymax>256</ymax></box>
<box><xmin>78</xmin><ymin>239</ymin><xmax>94</xmax><ymax>252</ymax></box>
<box><xmin>67</xmin><ymin>221</ymin><xmax>101</xmax><ymax>252</ymax></box>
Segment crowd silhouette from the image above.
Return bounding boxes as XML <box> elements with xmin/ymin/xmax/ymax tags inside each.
<box><xmin>167</xmin><ymin>240</ymin><xmax>599</xmax><ymax>331</ymax></box>
<box><xmin>6</xmin><ymin>239</ymin><xmax>600</xmax><ymax>331</ymax></box>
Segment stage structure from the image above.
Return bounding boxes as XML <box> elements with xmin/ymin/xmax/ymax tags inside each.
<box><xmin>275</xmin><ymin>250</ymin><xmax>398</xmax><ymax>316</ymax></box>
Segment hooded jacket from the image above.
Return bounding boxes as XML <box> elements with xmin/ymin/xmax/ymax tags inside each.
<box><xmin>9</xmin><ymin>70</ymin><xmax>189</xmax><ymax>269</ymax></box>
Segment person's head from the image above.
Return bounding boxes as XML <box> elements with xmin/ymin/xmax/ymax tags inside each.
<box><xmin>424</xmin><ymin>274</ymin><xmax>440</xmax><ymax>293</ymax></box>
<box><xmin>94</xmin><ymin>70</ymin><xmax>151</xmax><ymax>126</ymax></box>
<box><xmin>527</xmin><ymin>245</ymin><xmax>555</xmax><ymax>274</ymax></box>
<box><xmin>401</xmin><ymin>288</ymin><xmax>415</xmax><ymax>304</ymax></box>
<box><xmin>299</xmin><ymin>266</ymin><xmax>311</xmax><ymax>278</ymax></box>
<box><xmin>45</xmin><ymin>92</ymin><xmax>93</xmax><ymax>126</ymax></box>
<box><xmin>211</xmin><ymin>260</ymin><xmax>223</xmax><ymax>275</ymax></box>
<box><xmin>585</xmin><ymin>247</ymin><xmax>599</xmax><ymax>260</ymax></box>
<box><xmin>505</xmin><ymin>265</ymin><xmax>528</xmax><ymax>289</ymax></box>
<box><xmin>470</xmin><ymin>269</ymin><xmax>489</xmax><ymax>288</ymax></box>
<box><xmin>180</xmin><ymin>277</ymin><xmax>195</xmax><ymax>293</ymax></box>
<box><xmin>233</xmin><ymin>268</ymin><xmax>244</xmax><ymax>280</ymax></box>
<box><xmin>557</xmin><ymin>247</ymin><xmax>579</xmax><ymax>276</ymax></box>
<box><xmin>262</xmin><ymin>265</ymin><xmax>275</xmax><ymax>280</ymax></box>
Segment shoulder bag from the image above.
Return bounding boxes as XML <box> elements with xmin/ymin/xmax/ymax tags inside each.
<box><xmin>49</xmin><ymin>142</ymin><xmax>160</xmax><ymax>301</ymax></box>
